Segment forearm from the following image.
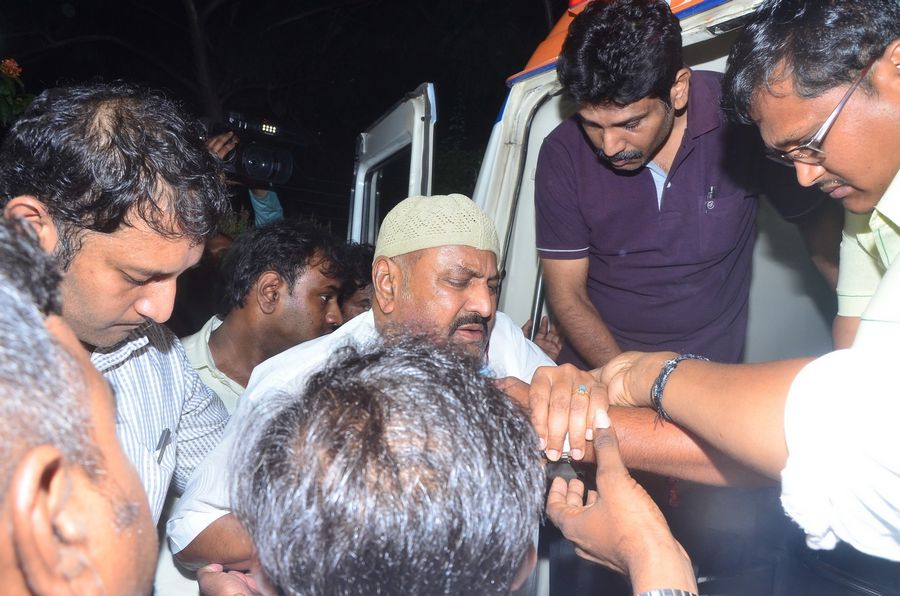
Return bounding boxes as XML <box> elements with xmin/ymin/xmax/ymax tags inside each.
<box><xmin>593</xmin><ymin>407</ymin><xmax>773</xmax><ymax>486</ymax></box>
<box><xmin>632</xmin><ymin>356</ymin><xmax>811</xmax><ymax>478</ymax></box>
<box><xmin>552</xmin><ymin>295</ymin><xmax>621</xmax><ymax>368</ymax></box>
<box><xmin>174</xmin><ymin>513</ymin><xmax>255</xmax><ymax>570</ymax></box>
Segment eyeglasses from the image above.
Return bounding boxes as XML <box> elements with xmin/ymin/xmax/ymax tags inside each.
<box><xmin>766</xmin><ymin>59</ymin><xmax>875</xmax><ymax>167</ymax></box>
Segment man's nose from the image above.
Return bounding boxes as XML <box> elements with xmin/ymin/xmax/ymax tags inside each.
<box><xmin>325</xmin><ymin>300</ymin><xmax>343</xmax><ymax>329</ymax></box>
<box><xmin>466</xmin><ymin>283</ymin><xmax>494</xmax><ymax>319</ymax></box>
<box><xmin>133</xmin><ymin>280</ymin><xmax>176</xmax><ymax>324</ymax></box>
<box><xmin>793</xmin><ymin>161</ymin><xmax>827</xmax><ymax>188</ymax></box>
<box><xmin>600</xmin><ymin>130</ymin><xmax>627</xmax><ymax>158</ymax></box>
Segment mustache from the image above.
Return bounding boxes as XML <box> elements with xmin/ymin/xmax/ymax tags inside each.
<box><xmin>450</xmin><ymin>314</ymin><xmax>490</xmax><ymax>335</ymax></box>
<box><xmin>600</xmin><ymin>149</ymin><xmax>643</xmax><ymax>163</ymax></box>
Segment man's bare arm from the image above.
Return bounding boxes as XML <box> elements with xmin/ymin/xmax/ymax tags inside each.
<box><xmin>542</xmin><ymin>257</ymin><xmax>621</xmax><ymax>368</ymax></box>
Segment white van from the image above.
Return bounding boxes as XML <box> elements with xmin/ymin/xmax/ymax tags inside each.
<box><xmin>347</xmin><ymin>0</ymin><xmax>835</xmax><ymax>363</ymax></box>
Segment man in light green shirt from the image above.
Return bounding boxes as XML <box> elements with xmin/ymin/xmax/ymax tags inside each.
<box><xmin>180</xmin><ymin>220</ymin><xmax>343</xmax><ymax>412</ymax></box>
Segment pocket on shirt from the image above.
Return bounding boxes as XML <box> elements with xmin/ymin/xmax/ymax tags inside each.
<box><xmin>698</xmin><ymin>190</ymin><xmax>755</xmax><ymax>259</ymax></box>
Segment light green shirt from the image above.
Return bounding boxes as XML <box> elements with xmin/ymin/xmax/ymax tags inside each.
<box><xmin>836</xmin><ymin>170</ymin><xmax>900</xmax><ymax>317</ymax></box>
<box><xmin>180</xmin><ymin>316</ymin><xmax>244</xmax><ymax>414</ymax></box>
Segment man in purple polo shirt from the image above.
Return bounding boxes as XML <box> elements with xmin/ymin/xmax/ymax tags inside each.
<box><xmin>536</xmin><ymin>0</ymin><xmax>837</xmax><ymax>371</ymax></box>
<box><xmin>535</xmin><ymin>2</ymin><xmax>839</xmax><ymax>594</ymax></box>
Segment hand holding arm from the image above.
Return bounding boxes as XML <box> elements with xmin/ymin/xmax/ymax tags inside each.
<box><xmin>546</xmin><ymin>409</ymin><xmax>697</xmax><ymax>594</ymax></box>
<box><xmin>600</xmin><ymin>351</ymin><xmax>812</xmax><ymax>478</ymax></box>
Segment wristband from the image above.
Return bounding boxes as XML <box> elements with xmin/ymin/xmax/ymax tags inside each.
<box><xmin>638</xmin><ymin>590</ymin><xmax>699</xmax><ymax>596</ymax></box>
<box><xmin>650</xmin><ymin>353</ymin><xmax>709</xmax><ymax>421</ymax></box>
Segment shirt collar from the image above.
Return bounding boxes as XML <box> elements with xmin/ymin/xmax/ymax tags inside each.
<box><xmin>872</xmin><ymin>169</ymin><xmax>900</xmax><ymax>229</ymax></box>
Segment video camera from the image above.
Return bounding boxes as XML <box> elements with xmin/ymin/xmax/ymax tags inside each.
<box><xmin>201</xmin><ymin>111</ymin><xmax>296</xmax><ymax>186</ymax></box>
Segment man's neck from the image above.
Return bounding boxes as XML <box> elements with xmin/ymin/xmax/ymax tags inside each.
<box><xmin>207</xmin><ymin>313</ymin><xmax>266</xmax><ymax>388</ymax></box>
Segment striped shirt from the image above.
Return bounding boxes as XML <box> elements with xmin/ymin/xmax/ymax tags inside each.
<box><xmin>91</xmin><ymin>322</ymin><xmax>230</xmax><ymax>523</ymax></box>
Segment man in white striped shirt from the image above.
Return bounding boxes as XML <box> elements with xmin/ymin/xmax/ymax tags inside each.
<box><xmin>1</xmin><ymin>82</ymin><xmax>232</xmax><ymax>524</ymax></box>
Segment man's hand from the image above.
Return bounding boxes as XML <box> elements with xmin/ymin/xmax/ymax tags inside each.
<box><xmin>522</xmin><ymin>315</ymin><xmax>562</xmax><ymax>361</ymax></box>
<box><xmin>546</xmin><ymin>409</ymin><xmax>697</xmax><ymax>593</ymax></box>
<box><xmin>599</xmin><ymin>351</ymin><xmax>675</xmax><ymax>409</ymax></box>
<box><xmin>197</xmin><ymin>564</ymin><xmax>264</xmax><ymax>596</ymax></box>
<box><xmin>528</xmin><ymin>364</ymin><xmax>605</xmax><ymax>461</ymax></box>
<box><xmin>207</xmin><ymin>131</ymin><xmax>239</xmax><ymax>160</ymax></box>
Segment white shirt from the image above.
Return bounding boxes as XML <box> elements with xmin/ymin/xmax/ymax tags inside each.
<box><xmin>781</xmin><ymin>176</ymin><xmax>900</xmax><ymax>561</ymax></box>
<box><xmin>92</xmin><ymin>322</ymin><xmax>230</xmax><ymax>523</ymax></box>
<box><xmin>181</xmin><ymin>316</ymin><xmax>244</xmax><ymax>413</ymax></box>
<box><xmin>167</xmin><ymin>310</ymin><xmax>553</xmax><ymax>551</ymax></box>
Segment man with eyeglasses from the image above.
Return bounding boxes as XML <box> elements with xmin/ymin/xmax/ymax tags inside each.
<box><xmin>538</xmin><ymin>1</ymin><xmax>900</xmax><ymax>593</ymax></box>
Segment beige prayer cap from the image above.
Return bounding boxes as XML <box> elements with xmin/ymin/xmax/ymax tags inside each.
<box><xmin>374</xmin><ymin>194</ymin><xmax>501</xmax><ymax>260</ymax></box>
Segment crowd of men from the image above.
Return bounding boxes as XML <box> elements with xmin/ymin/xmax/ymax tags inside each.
<box><xmin>0</xmin><ymin>1</ymin><xmax>897</xmax><ymax>595</ymax></box>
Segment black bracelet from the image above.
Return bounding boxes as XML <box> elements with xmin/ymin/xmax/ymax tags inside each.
<box><xmin>650</xmin><ymin>353</ymin><xmax>709</xmax><ymax>421</ymax></box>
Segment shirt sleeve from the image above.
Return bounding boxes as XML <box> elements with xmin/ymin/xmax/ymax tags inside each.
<box><xmin>170</xmin><ymin>340</ymin><xmax>230</xmax><ymax>494</ymax></box>
<box><xmin>167</xmin><ymin>395</ymin><xmax>245</xmax><ymax>552</ymax></box>
<box><xmin>780</xmin><ymin>348</ymin><xmax>900</xmax><ymax>562</ymax></box>
<box><xmin>837</xmin><ymin>212</ymin><xmax>883</xmax><ymax>317</ymax></box>
<box><xmin>486</xmin><ymin>312</ymin><xmax>555</xmax><ymax>383</ymax></box>
<box><xmin>534</xmin><ymin>136</ymin><xmax>591</xmax><ymax>260</ymax></box>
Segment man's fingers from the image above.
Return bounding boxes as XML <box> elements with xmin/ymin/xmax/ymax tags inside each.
<box><xmin>545</xmin><ymin>476</ymin><xmax>572</xmax><ymax>524</ymax></box>
<box><xmin>591</xmin><ymin>409</ymin><xmax>629</xmax><ymax>483</ymax></box>
<box><xmin>521</xmin><ymin>318</ymin><xmax>534</xmax><ymax>336</ymax></box>
<box><xmin>564</xmin><ymin>478</ymin><xmax>586</xmax><ymax>507</ymax></box>
<box><xmin>567</xmin><ymin>384</ymin><xmax>590</xmax><ymax>460</ymax></box>
<box><xmin>538</xmin><ymin>315</ymin><xmax>550</xmax><ymax>336</ymax></box>
<box><xmin>528</xmin><ymin>368</ymin><xmax>552</xmax><ymax>451</ymax></box>
<box><xmin>585</xmin><ymin>489</ymin><xmax>598</xmax><ymax>506</ymax></box>
<box><xmin>546</xmin><ymin>365</ymin><xmax>579</xmax><ymax>458</ymax></box>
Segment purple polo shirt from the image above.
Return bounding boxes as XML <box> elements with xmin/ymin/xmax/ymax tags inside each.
<box><xmin>535</xmin><ymin>70</ymin><xmax>823</xmax><ymax>366</ymax></box>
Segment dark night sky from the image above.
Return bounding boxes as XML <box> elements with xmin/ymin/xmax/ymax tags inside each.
<box><xmin>0</xmin><ymin>0</ymin><xmax>568</xmax><ymax>232</ymax></box>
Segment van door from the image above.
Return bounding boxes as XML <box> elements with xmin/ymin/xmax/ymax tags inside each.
<box><xmin>348</xmin><ymin>82</ymin><xmax>436</xmax><ymax>244</ymax></box>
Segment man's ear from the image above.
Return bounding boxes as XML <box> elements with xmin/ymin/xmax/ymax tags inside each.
<box><xmin>254</xmin><ymin>271</ymin><xmax>286</xmax><ymax>316</ymax></box>
<box><xmin>670</xmin><ymin>67</ymin><xmax>691</xmax><ymax>111</ymax></box>
<box><xmin>874</xmin><ymin>38</ymin><xmax>900</xmax><ymax>97</ymax></box>
<box><xmin>510</xmin><ymin>545</ymin><xmax>538</xmax><ymax>592</ymax></box>
<box><xmin>3</xmin><ymin>195</ymin><xmax>59</xmax><ymax>253</ymax></box>
<box><xmin>9</xmin><ymin>445</ymin><xmax>96</xmax><ymax>595</ymax></box>
<box><xmin>372</xmin><ymin>256</ymin><xmax>400</xmax><ymax>315</ymax></box>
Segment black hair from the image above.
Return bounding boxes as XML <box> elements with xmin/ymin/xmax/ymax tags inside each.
<box><xmin>0</xmin><ymin>81</ymin><xmax>231</xmax><ymax>268</ymax></box>
<box><xmin>558</xmin><ymin>0</ymin><xmax>683</xmax><ymax>107</ymax></box>
<box><xmin>232</xmin><ymin>336</ymin><xmax>544</xmax><ymax>595</ymax></box>
<box><xmin>338</xmin><ymin>242</ymin><xmax>375</xmax><ymax>303</ymax></box>
<box><xmin>722</xmin><ymin>0</ymin><xmax>900</xmax><ymax>124</ymax></box>
<box><xmin>217</xmin><ymin>219</ymin><xmax>343</xmax><ymax>317</ymax></box>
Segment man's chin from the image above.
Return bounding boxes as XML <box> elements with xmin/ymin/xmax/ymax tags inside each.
<box><xmin>450</xmin><ymin>333</ymin><xmax>488</xmax><ymax>357</ymax></box>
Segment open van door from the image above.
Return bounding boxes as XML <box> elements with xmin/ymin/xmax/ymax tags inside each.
<box><xmin>348</xmin><ymin>82</ymin><xmax>436</xmax><ymax>244</ymax></box>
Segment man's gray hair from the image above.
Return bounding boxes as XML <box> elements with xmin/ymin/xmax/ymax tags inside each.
<box><xmin>232</xmin><ymin>336</ymin><xmax>544</xmax><ymax>595</ymax></box>
<box><xmin>0</xmin><ymin>218</ymin><xmax>98</xmax><ymax>497</ymax></box>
